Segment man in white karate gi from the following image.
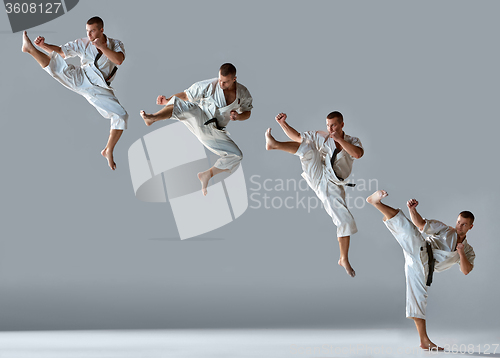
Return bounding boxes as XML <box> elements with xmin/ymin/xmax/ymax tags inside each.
<box><xmin>22</xmin><ymin>16</ymin><xmax>128</xmax><ymax>170</ymax></box>
<box><xmin>265</xmin><ymin>112</ymin><xmax>364</xmax><ymax>277</ymax></box>
<box><xmin>140</xmin><ymin>63</ymin><xmax>252</xmax><ymax>196</ymax></box>
<box><xmin>366</xmin><ymin>190</ymin><xmax>475</xmax><ymax>351</ymax></box>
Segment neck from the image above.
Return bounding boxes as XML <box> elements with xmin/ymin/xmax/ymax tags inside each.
<box><xmin>224</xmin><ymin>82</ymin><xmax>236</xmax><ymax>92</ymax></box>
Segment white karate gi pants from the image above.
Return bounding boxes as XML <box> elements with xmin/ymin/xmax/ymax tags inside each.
<box><xmin>295</xmin><ymin>139</ymin><xmax>357</xmax><ymax>237</ymax></box>
<box><xmin>168</xmin><ymin>96</ymin><xmax>242</xmax><ymax>173</ymax></box>
<box><xmin>43</xmin><ymin>52</ymin><xmax>128</xmax><ymax>130</ymax></box>
<box><xmin>384</xmin><ymin>210</ymin><xmax>430</xmax><ymax>319</ymax></box>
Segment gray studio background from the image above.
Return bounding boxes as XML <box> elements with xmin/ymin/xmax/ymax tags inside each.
<box><xmin>1</xmin><ymin>0</ymin><xmax>499</xmax><ymax>331</ymax></box>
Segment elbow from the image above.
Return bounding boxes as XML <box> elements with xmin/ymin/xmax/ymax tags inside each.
<box><xmin>240</xmin><ymin>111</ymin><xmax>251</xmax><ymax>121</ymax></box>
<box><xmin>115</xmin><ymin>60</ymin><xmax>124</xmax><ymax>66</ymax></box>
<box><xmin>354</xmin><ymin>149</ymin><xmax>364</xmax><ymax>159</ymax></box>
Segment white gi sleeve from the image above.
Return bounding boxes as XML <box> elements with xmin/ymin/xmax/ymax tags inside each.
<box><xmin>111</xmin><ymin>39</ymin><xmax>126</xmax><ymax>59</ymax></box>
<box><xmin>239</xmin><ymin>87</ymin><xmax>253</xmax><ymax>112</ymax></box>
<box><xmin>348</xmin><ymin>136</ymin><xmax>363</xmax><ymax>158</ymax></box>
<box><xmin>185</xmin><ymin>79</ymin><xmax>214</xmax><ymax>102</ymax></box>
<box><xmin>61</xmin><ymin>39</ymin><xmax>82</xmax><ymax>59</ymax></box>
<box><xmin>421</xmin><ymin>219</ymin><xmax>449</xmax><ymax>236</ymax></box>
<box><xmin>461</xmin><ymin>243</ymin><xmax>476</xmax><ymax>269</ymax></box>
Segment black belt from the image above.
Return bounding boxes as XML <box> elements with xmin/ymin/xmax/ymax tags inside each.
<box><xmin>94</xmin><ymin>52</ymin><xmax>118</xmax><ymax>86</ymax></box>
<box><xmin>204</xmin><ymin>118</ymin><xmax>225</xmax><ymax>131</ymax></box>
<box><xmin>330</xmin><ymin>147</ymin><xmax>356</xmax><ymax>187</ymax></box>
<box><xmin>425</xmin><ymin>242</ymin><xmax>435</xmax><ymax>286</ymax></box>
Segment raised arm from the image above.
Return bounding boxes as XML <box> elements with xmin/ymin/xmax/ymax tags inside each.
<box><xmin>456</xmin><ymin>243</ymin><xmax>473</xmax><ymax>275</ymax></box>
<box><xmin>34</xmin><ymin>36</ymin><xmax>65</xmax><ymax>57</ymax></box>
<box><xmin>407</xmin><ymin>199</ymin><xmax>426</xmax><ymax>231</ymax></box>
<box><xmin>331</xmin><ymin>132</ymin><xmax>364</xmax><ymax>159</ymax></box>
<box><xmin>275</xmin><ymin>113</ymin><xmax>302</xmax><ymax>143</ymax></box>
<box><xmin>92</xmin><ymin>37</ymin><xmax>124</xmax><ymax>65</ymax></box>
<box><xmin>156</xmin><ymin>92</ymin><xmax>189</xmax><ymax>105</ymax></box>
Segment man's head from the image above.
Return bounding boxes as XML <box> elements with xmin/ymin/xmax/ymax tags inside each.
<box><xmin>455</xmin><ymin>211</ymin><xmax>474</xmax><ymax>237</ymax></box>
<box><xmin>218</xmin><ymin>63</ymin><xmax>237</xmax><ymax>90</ymax></box>
<box><xmin>326</xmin><ymin>111</ymin><xmax>344</xmax><ymax>136</ymax></box>
<box><xmin>86</xmin><ymin>16</ymin><xmax>104</xmax><ymax>42</ymax></box>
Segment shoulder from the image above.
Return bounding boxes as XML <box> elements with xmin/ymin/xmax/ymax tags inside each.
<box><xmin>344</xmin><ymin>134</ymin><xmax>361</xmax><ymax>144</ymax></box>
<box><xmin>63</xmin><ymin>37</ymin><xmax>87</xmax><ymax>50</ymax></box>
<box><xmin>193</xmin><ymin>78</ymin><xmax>216</xmax><ymax>88</ymax></box>
<box><xmin>107</xmin><ymin>37</ymin><xmax>122</xmax><ymax>43</ymax></box>
<box><xmin>304</xmin><ymin>130</ymin><xmax>327</xmax><ymax>141</ymax></box>
<box><xmin>72</xmin><ymin>37</ymin><xmax>88</xmax><ymax>46</ymax></box>
<box><xmin>316</xmin><ymin>130</ymin><xmax>329</xmax><ymax>138</ymax></box>
<box><xmin>236</xmin><ymin>82</ymin><xmax>251</xmax><ymax>96</ymax></box>
<box><xmin>463</xmin><ymin>238</ymin><xmax>474</xmax><ymax>250</ymax></box>
<box><xmin>108</xmin><ymin>37</ymin><xmax>124</xmax><ymax>47</ymax></box>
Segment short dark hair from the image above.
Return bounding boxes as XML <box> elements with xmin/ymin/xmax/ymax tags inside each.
<box><xmin>87</xmin><ymin>16</ymin><xmax>104</xmax><ymax>29</ymax></box>
<box><xmin>327</xmin><ymin>111</ymin><xmax>343</xmax><ymax>123</ymax></box>
<box><xmin>459</xmin><ymin>211</ymin><xmax>475</xmax><ymax>223</ymax></box>
<box><xmin>220</xmin><ymin>63</ymin><xmax>237</xmax><ymax>77</ymax></box>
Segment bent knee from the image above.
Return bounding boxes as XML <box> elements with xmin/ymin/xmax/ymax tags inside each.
<box><xmin>112</xmin><ymin>112</ymin><xmax>128</xmax><ymax>130</ymax></box>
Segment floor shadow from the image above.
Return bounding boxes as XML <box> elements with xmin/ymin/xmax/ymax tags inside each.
<box><xmin>148</xmin><ymin>238</ymin><xmax>225</xmax><ymax>241</ymax></box>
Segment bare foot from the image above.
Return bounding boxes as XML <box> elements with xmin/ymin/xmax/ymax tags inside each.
<box><xmin>338</xmin><ymin>258</ymin><xmax>356</xmax><ymax>277</ymax></box>
<box><xmin>366</xmin><ymin>190</ymin><xmax>388</xmax><ymax>205</ymax></box>
<box><xmin>265</xmin><ymin>128</ymin><xmax>278</xmax><ymax>150</ymax></box>
<box><xmin>197</xmin><ymin>170</ymin><xmax>212</xmax><ymax>196</ymax></box>
<box><xmin>140</xmin><ymin>110</ymin><xmax>156</xmax><ymax>126</ymax></box>
<box><xmin>22</xmin><ymin>31</ymin><xmax>34</xmax><ymax>53</ymax></box>
<box><xmin>101</xmin><ymin>148</ymin><xmax>116</xmax><ymax>170</ymax></box>
<box><xmin>420</xmin><ymin>340</ymin><xmax>444</xmax><ymax>351</ymax></box>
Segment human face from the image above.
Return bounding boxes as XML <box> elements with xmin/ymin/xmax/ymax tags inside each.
<box><xmin>455</xmin><ymin>215</ymin><xmax>473</xmax><ymax>237</ymax></box>
<box><xmin>218</xmin><ymin>72</ymin><xmax>236</xmax><ymax>90</ymax></box>
<box><xmin>326</xmin><ymin>117</ymin><xmax>344</xmax><ymax>136</ymax></box>
<box><xmin>86</xmin><ymin>23</ymin><xmax>103</xmax><ymax>42</ymax></box>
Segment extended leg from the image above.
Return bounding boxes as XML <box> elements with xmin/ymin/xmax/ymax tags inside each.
<box><xmin>366</xmin><ymin>190</ymin><xmax>398</xmax><ymax>221</ymax></box>
<box><xmin>265</xmin><ymin>128</ymin><xmax>300</xmax><ymax>154</ymax></box>
<box><xmin>140</xmin><ymin>105</ymin><xmax>174</xmax><ymax>126</ymax></box>
<box><xmin>101</xmin><ymin>129</ymin><xmax>123</xmax><ymax>170</ymax></box>
<box><xmin>22</xmin><ymin>31</ymin><xmax>50</xmax><ymax>68</ymax></box>
<box><xmin>337</xmin><ymin>236</ymin><xmax>355</xmax><ymax>277</ymax></box>
<box><xmin>412</xmin><ymin>318</ymin><xmax>443</xmax><ymax>351</ymax></box>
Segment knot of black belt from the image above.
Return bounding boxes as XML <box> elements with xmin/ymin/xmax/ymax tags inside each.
<box><xmin>425</xmin><ymin>242</ymin><xmax>435</xmax><ymax>286</ymax></box>
<box><xmin>204</xmin><ymin>118</ymin><xmax>225</xmax><ymax>131</ymax></box>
